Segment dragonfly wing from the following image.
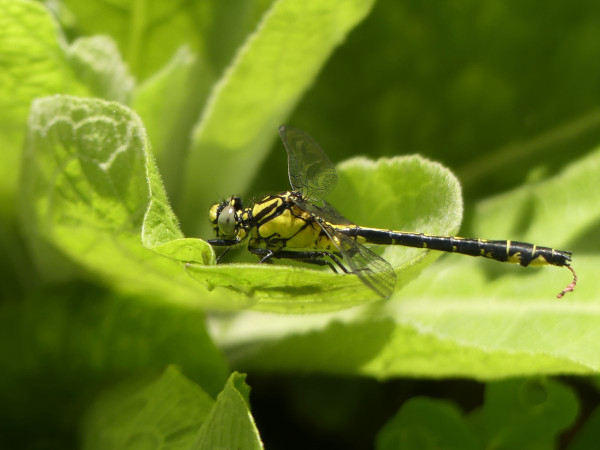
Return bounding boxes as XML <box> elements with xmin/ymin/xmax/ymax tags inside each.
<box><xmin>279</xmin><ymin>125</ymin><xmax>337</xmax><ymax>202</ymax></box>
<box><xmin>319</xmin><ymin>201</ymin><xmax>354</xmax><ymax>225</ymax></box>
<box><xmin>316</xmin><ymin>218</ymin><xmax>397</xmax><ymax>299</ymax></box>
<box><xmin>297</xmin><ymin>199</ymin><xmax>354</xmax><ymax>226</ymax></box>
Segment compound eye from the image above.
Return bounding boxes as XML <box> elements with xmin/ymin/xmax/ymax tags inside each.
<box><xmin>217</xmin><ymin>205</ymin><xmax>237</xmax><ymax>236</ymax></box>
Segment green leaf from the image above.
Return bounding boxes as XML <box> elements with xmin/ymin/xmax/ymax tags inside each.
<box><xmin>0</xmin><ymin>0</ymin><xmax>87</xmax><ymax>213</ymax></box>
<box><xmin>330</xmin><ymin>155</ymin><xmax>463</xmax><ymax>265</ymax></box>
<box><xmin>82</xmin><ymin>366</ymin><xmax>216</xmax><ymax>450</ymax></box>
<box><xmin>0</xmin><ymin>1</ymin><xmax>136</xmax><ymax>217</ymax></box>
<box><xmin>82</xmin><ymin>369</ymin><xmax>263</xmax><ymax>450</ymax></box>
<box><xmin>365</xmin><ymin>144</ymin><xmax>600</xmax><ymax>377</ymax></box>
<box><xmin>478</xmin><ymin>378</ymin><xmax>578</xmax><ymax>449</ymax></box>
<box><xmin>21</xmin><ymin>95</ymin><xmax>248</xmax><ymax>309</ymax></box>
<box><xmin>178</xmin><ymin>0</ymin><xmax>377</xmax><ymax>233</ymax></box>
<box><xmin>376</xmin><ymin>397</ymin><xmax>478</xmax><ymax>450</ymax></box>
<box><xmin>470</xmin><ymin>144</ymin><xmax>600</xmax><ymax>247</ymax></box>
<box><xmin>193</xmin><ymin>372</ymin><xmax>263</xmax><ymax>450</ymax></box>
<box><xmin>66</xmin><ymin>35</ymin><xmax>135</xmax><ymax>103</ymax></box>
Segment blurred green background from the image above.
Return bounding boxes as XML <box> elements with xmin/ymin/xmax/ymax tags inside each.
<box><xmin>257</xmin><ymin>0</ymin><xmax>600</xmax><ymax>202</ymax></box>
<box><xmin>2</xmin><ymin>0</ymin><xmax>600</xmax><ymax>448</ymax></box>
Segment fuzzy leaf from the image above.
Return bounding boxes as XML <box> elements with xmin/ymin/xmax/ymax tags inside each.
<box><xmin>20</xmin><ymin>95</ymin><xmax>242</xmax><ymax>309</ymax></box>
<box><xmin>0</xmin><ymin>0</ymin><xmax>87</xmax><ymax>213</ymax></box>
<box><xmin>65</xmin><ymin>35</ymin><xmax>134</xmax><ymax>103</ymax></box>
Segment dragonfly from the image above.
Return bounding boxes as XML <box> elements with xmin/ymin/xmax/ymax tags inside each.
<box><xmin>208</xmin><ymin>125</ymin><xmax>577</xmax><ymax>299</ymax></box>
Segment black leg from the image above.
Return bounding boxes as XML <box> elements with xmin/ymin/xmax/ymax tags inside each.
<box><xmin>208</xmin><ymin>238</ymin><xmax>241</xmax><ymax>263</ymax></box>
<box><xmin>215</xmin><ymin>247</ymin><xmax>231</xmax><ymax>263</ymax></box>
<box><xmin>208</xmin><ymin>238</ymin><xmax>241</xmax><ymax>246</ymax></box>
<box><xmin>249</xmin><ymin>247</ymin><xmax>348</xmax><ymax>273</ymax></box>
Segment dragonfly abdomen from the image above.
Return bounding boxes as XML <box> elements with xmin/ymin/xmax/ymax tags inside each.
<box><xmin>349</xmin><ymin>227</ymin><xmax>571</xmax><ymax>268</ymax></box>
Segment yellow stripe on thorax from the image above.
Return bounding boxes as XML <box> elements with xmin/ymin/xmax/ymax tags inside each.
<box><xmin>250</xmin><ymin>200</ymin><xmax>323</xmax><ymax>250</ymax></box>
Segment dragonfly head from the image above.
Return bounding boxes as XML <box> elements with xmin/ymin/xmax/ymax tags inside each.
<box><xmin>209</xmin><ymin>196</ymin><xmax>244</xmax><ymax>238</ymax></box>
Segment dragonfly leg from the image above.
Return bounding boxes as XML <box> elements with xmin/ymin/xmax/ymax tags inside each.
<box><xmin>251</xmin><ymin>248</ymin><xmax>276</xmax><ymax>264</ymax></box>
<box><xmin>249</xmin><ymin>247</ymin><xmax>348</xmax><ymax>273</ymax></box>
<box><xmin>215</xmin><ymin>247</ymin><xmax>231</xmax><ymax>263</ymax></box>
<box><xmin>208</xmin><ymin>238</ymin><xmax>241</xmax><ymax>263</ymax></box>
<box><xmin>324</xmin><ymin>252</ymin><xmax>349</xmax><ymax>273</ymax></box>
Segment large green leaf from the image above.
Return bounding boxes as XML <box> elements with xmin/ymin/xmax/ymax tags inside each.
<box><xmin>20</xmin><ymin>95</ymin><xmax>235</xmax><ymax>308</ymax></box>
<box><xmin>477</xmin><ymin>378</ymin><xmax>578</xmax><ymax>449</ymax></box>
<box><xmin>0</xmin><ymin>0</ymin><xmax>138</xmax><ymax>302</ymax></box>
<box><xmin>66</xmin><ymin>35</ymin><xmax>134</xmax><ymax>103</ymax></box>
<box><xmin>132</xmin><ymin>46</ymin><xmax>206</xmax><ymax>199</ymax></box>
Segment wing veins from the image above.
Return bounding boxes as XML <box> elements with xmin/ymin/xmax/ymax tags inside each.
<box><xmin>279</xmin><ymin>125</ymin><xmax>338</xmax><ymax>202</ymax></box>
<box><xmin>313</xmin><ymin>217</ymin><xmax>396</xmax><ymax>299</ymax></box>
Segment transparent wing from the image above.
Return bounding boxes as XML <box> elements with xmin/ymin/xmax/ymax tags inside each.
<box><xmin>296</xmin><ymin>198</ymin><xmax>354</xmax><ymax>226</ymax></box>
<box><xmin>319</xmin><ymin>201</ymin><xmax>354</xmax><ymax>225</ymax></box>
<box><xmin>314</xmin><ymin>215</ymin><xmax>397</xmax><ymax>299</ymax></box>
<box><xmin>279</xmin><ymin>125</ymin><xmax>338</xmax><ymax>202</ymax></box>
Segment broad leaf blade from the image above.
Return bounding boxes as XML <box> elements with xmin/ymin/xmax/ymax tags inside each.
<box><xmin>66</xmin><ymin>35</ymin><xmax>134</xmax><ymax>103</ymax></box>
<box><xmin>82</xmin><ymin>369</ymin><xmax>263</xmax><ymax>450</ymax></box>
<box><xmin>21</xmin><ymin>95</ymin><xmax>250</xmax><ymax>310</ymax></box>
<box><xmin>375</xmin><ymin>379</ymin><xmax>578</xmax><ymax>450</ymax></box>
<box><xmin>132</xmin><ymin>46</ymin><xmax>206</xmax><ymax>199</ymax></box>
<box><xmin>82</xmin><ymin>366</ymin><xmax>216</xmax><ymax>450</ymax></box>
